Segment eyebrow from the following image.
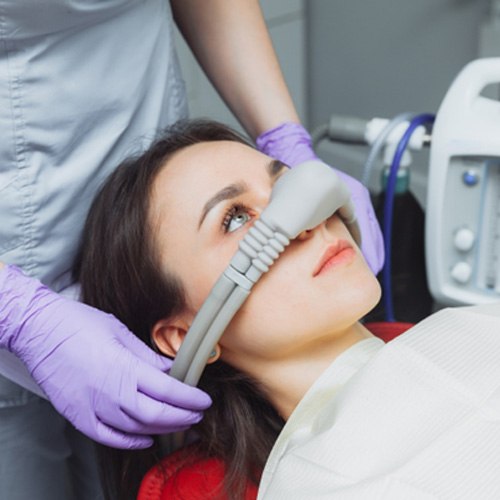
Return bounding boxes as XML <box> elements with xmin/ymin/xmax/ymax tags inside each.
<box><xmin>198</xmin><ymin>159</ymin><xmax>286</xmax><ymax>229</ymax></box>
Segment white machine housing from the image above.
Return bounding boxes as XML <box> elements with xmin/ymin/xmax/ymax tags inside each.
<box><xmin>426</xmin><ymin>58</ymin><xmax>500</xmax><ymax>305</ymax></box>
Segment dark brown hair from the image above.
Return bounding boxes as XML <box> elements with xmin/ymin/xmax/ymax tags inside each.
<box><xmin>74</xmin><ymin>119</ymin><xmax>284</xmax><ymax>499</ymax></box>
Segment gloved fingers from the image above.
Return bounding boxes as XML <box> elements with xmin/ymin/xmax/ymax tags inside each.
<box><xmin>256</xmin><ymin>122</ymin><xmax>317</xmax><ymax>167</ymax></box>
<box><xmin>332</xmin><ymin>168</ymin><xmax>384</xmax><ymax>274</ymax></box>
<box><xmin>114</xmin><ymin>322</ymin><xmax>173</xmax><ymax>371</ymax></box>
<box><xmin>91</xmin><ymin>419</ymin><xmax>154</xmax><ymax>449</ymax></box>
<box><xmin>357</xmin><ymin>201</ymin><xmax>385</xmax><ymax>274</ymax></box>
<box><xmin>98</xmin><ymin>393</ymin><xmax>201</xmax><ymax>435</ymax></box>
<box><xmin>136</xmin><ymin>361</ymin><xmax>212</xmax><ymax>411</ymax></box>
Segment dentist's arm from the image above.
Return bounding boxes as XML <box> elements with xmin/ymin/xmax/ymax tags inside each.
<box><xmin>170</xmin><ymin>0</ymin><xmax>384</xmax><ymax>273</ymax></box>
<box><xmin>0</xmin><ymin>263</ymin><xmax>211</xmax><ymax>448</ymax></box>
<box><xmin>171</xmin><ymin>0</ymin><xmax>298</xmax><ymax>138</ymax></box>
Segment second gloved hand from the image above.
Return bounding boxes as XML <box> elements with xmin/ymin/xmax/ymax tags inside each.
<box><xmin>0</xmin><ymin>265</ymin><xmax>211</xmax><ymax>449</ymax></box>
<box><xmin>257</xmin><ymin>122</ymin><xmax>384</xmax><ymax>275</ymax></box>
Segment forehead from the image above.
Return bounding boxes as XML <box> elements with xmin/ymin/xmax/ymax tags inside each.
<box><xmin>149</xmin><ymin>140</ymin><xmax>271</xmax><ymax>228</ymax></box>
<box><xmin>161</xmin><ymin>140</ymin><xmax>268</xmax><ymax>183</ymax></box>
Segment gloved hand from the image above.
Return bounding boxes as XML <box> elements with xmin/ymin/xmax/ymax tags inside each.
<box><xmin>257</xmin><ymin>122</ymin><xmax>384</xmax><ymax>274</ymax></box>
<box><xmin>0</xmin><ymin>265</ymin><xmax>211</xmax><ymax>449</ymax></box>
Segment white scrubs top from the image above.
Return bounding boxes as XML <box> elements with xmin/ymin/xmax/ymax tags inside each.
<box><xmin>0</xmin><ymin>0</ymin><xmax>188</xmax><ymax>292</ymax></box>
<box><xmin>0</xmin><ymin>0</ymin><xmax>187</xmax><ymax>392</ymax></box>
<box><xmin>259</xmin><ymin>303</ymin><xmax>500</xmax><ymax>500</ymax></box>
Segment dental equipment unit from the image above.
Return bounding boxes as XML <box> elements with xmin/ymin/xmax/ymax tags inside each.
<box><xmin>426</xmin><ymin>58</ymin><xmax>500</xmax><ymax>305</ymax></box>
<box><xmin>169</xmin><ymin>160</ymin><xmax>361</xmax><ymax>387</ymax></box>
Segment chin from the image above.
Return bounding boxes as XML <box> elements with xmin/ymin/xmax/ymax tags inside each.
<box><xmin>363</xmin><ymin>275</ymin><xmax>382</xmax><ymax>314</ymax></box>
<box><xmin>348</xmin><ymin>274</ymin><xmax>382</xmax><ymax>322</ymax></box>
<box><xmin>368</xmin><ymin>277</ymin><xmax>382</xmax><ymax>306</ymax></box>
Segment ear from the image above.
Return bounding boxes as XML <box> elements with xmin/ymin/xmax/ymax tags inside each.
<box><xmin>151</xmin><ymin>316</ymin><xmax>189</xmax><ymax>358</ymax></box>
<box><xmin>206</xmin><ymin>343</ymin><xmax>222</xmax><ymax>364</ymax></box>
<box><xmin>151</xmin><ymin>316</ymin><xmax>222</xmax><ymax>363</ymax></box>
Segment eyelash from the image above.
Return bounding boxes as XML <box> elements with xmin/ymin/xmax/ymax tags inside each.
<box><xmin>222</xmin><ymin>203</ymin><xmax>252</xmax><ymax>233</ymax></box>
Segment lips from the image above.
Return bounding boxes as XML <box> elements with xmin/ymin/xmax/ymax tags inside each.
<box><xmin>313</xmin><ymin>240</ymin><xmax>354</xmax><ymax>277</ymax></box>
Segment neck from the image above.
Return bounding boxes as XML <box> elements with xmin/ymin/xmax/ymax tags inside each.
<box><xmin>256</xmin><ymin>323</ymin><xmax>374</xmax><ymax>420</ymax></box>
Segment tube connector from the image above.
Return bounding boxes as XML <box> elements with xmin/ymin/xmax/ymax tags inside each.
<box><xmin>327</xmin><ymin>115</ymin><xmax>368</xmax><ymax>144</ymax></box>
<box><xmin>365</xmin><ymin>118</ymin><xmax>428</xmax><ymax>150</ymax></box>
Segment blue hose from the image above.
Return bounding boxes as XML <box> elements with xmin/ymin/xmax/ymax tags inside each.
<box><xmin>383</xmin><ymin>113</ymin><xmax>435</xmax><ymax>322</ymax></box>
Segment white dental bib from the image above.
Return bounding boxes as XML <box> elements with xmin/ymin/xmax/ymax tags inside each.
<box><xmin>258</xmin><ymin>304</ymin><xmax>500</xmax><ymax>500</ymax></box>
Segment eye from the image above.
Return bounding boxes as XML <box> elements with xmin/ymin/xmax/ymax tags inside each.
<box><xmin>223</xmin><ymin>204</ymin><xmax>252</xmax><ymax>233</ymax></box>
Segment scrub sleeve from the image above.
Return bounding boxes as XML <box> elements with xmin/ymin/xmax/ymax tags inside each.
<box><xmin>0</xmin><ymin>1</ymin><xmax>188</xmax><ymax>498</ymax></box>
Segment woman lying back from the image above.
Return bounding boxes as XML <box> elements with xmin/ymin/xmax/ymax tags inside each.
<box><xmin>76</xmin><ymin>119</ymin><xmax>500</xmax><ymax>500</ymax></box>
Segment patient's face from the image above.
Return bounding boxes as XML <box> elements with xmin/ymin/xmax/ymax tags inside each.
<box><xmin>149</xmin><ymin>141</ymin><xmax>380</xmax><ymax>370</ymax></box>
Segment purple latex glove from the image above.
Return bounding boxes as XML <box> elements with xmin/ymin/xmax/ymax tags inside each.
<box><xmin>0</xmin><ymin>265</ymin><xmax>211</xmax><ymax>449</ymax></box>
<box><xmin>257</xmin><ymin>122</ymin><xmax>384</xmax><ymax>274</ymax></box>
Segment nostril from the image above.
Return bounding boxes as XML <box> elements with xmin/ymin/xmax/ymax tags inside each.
<box><xmin>297</xmin><ymin>228</ymin><xmax>313</xmax><ymax>240</ymax></box>
<box><xmin>297</xmin><ymin>219</ymin><xmax>332</xmax><ymax>241</ymax></box>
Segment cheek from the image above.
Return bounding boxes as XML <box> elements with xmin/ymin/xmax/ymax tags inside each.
<box><xmin>218</xmin><ymin>260</ymin><xmax>307</xmax><ymax>354</ymax></box>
